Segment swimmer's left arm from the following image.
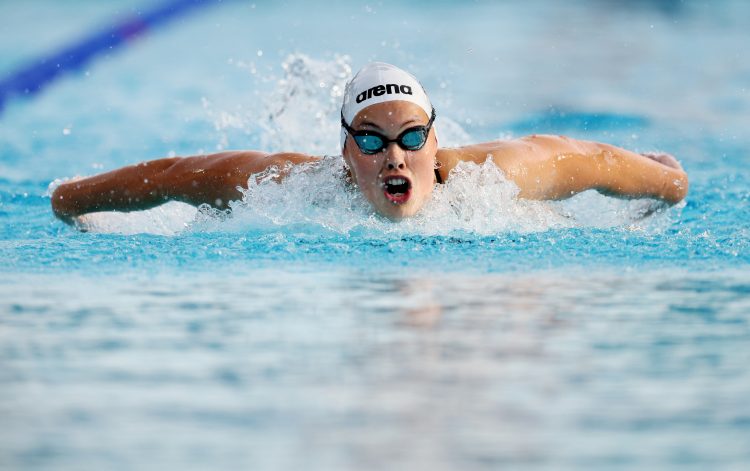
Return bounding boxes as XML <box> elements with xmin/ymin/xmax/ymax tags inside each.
<box><xmin>553</xmin><ymin>143</ymin><xmax>688</xmax><ymax>204</ymax></box>
<box><xmin>499</xmin><ymin>136</ymin><xmax>689</xmax><ymax>204</ymax></box>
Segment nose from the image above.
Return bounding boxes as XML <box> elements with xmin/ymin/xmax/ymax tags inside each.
<box><xmin>384</xmin><ymin>142</ymin><xmax>406</xmax><ymax>171</ymax></box>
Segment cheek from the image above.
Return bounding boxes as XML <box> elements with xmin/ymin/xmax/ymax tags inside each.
<box><xmin>411</xmin><ymin>154</ymin><xmax>436</xmax><ymax>184</ymax></box>
<box><xmin>351</xmin><ymin>156</ymin><xmax>381</xmax><ymax>188</ymax></box>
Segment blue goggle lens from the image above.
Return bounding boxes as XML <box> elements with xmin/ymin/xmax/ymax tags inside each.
<box><xmin>400</xmin><ymin>129</ymin><xmax>426</xmax><ymax>149</ymax></box>
<box><xmin>353</xmin><ymin>129</ymin><xmax>427</xmax><ymax>155</ymax></box>
<box><xmin>355</xmin><ymin>135</ymin><xmax>385</xmax><ymax>153</ymax></box>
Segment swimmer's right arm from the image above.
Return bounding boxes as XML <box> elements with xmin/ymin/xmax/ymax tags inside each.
<box><xmin>51</xmin><ymin>151</ymin><xmax>316</xmax><ymax>224</ymax></box>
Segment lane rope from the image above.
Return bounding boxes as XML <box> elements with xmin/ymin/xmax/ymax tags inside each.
<box><xmin>0</xmin><ymin>0</ymin><xmax>224</xmax><ymax>113</ymax></box>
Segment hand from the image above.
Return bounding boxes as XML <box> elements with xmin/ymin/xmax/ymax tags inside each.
<box><xmin>641</xmin><ymin>152</ymin><xmax>684</xmax><ymax>171</ymax></box>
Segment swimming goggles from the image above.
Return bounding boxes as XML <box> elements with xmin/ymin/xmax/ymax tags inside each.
<box><xmin>341</xmin><ymin>108</ymin><xmax>436</xmax><ymax>155</ymax></box>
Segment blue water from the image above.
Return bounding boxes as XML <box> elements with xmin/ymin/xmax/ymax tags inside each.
<box><xmin>1</xmin><ymin>1</ymin><xmax>749</xmax><ymax>470</ymax></box>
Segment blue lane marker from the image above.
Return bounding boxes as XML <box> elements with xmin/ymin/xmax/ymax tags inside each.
<box><xmin>0</xmin><ymin>0</ymin><xmax>223</xmax><ymax>113</ymax></box>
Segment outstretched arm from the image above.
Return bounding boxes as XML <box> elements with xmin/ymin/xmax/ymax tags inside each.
<box><xmin>51</xmin><ymin>151</ymin><xmax>316</xmax><ymax>224</ymax></box>
<box><xmin>445</xmin><ymin>135</ymin><xmax>689</xmax><ymax>204</ymax></box>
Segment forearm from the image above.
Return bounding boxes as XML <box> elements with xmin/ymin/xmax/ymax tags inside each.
<box><xmin>519</xmin><ymin>138</ymin><xmax>688</xmax><ymax>204</ymax></box>
<box><xmin>495</xmin><ymin>135</ymin><xmax>686</xmax><ymax>205</ymax></box>
<box><xmin>51</xmin><ymin>158</ymin><xmax>180</xmax><ymax>221</ymax></box>
<box><xmin>50</xmin><ymin>151</ymin><xmax>306</xmax><ymax>223</ymax></box>
<box><xmin>588</xmin><ymin>145</ymin><xmax>689</xmax><ymax>204</ymax></box>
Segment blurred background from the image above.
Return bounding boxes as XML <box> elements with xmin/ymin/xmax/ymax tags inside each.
<box><xmin>2</xmin><ymin>0</ymin><xmax>748</xmax><ymax>178</ymax></box>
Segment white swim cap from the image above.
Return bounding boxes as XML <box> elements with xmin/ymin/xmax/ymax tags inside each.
<box><xmin>340</xmin><ymin>62</ymin><xmax>433</xmax><ymax>151</ymax></box>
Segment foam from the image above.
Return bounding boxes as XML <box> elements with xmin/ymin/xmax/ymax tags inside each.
<box><xmin>187</xmin><ymin>155</ymin><xmax>675</xmax><ymax>238</ymax></box>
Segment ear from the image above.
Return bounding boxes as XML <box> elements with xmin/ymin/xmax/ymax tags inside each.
<box><xmin>341</xmin><ymin>137</ymin><xmax>350</xmax><ymax>165</ymax></box>
<box><xmin>339</xmin><ymin>127</ymin><xmax>348</xmax><ymax>156</ymax></box>
<box><xmin>341</xmin><ymin>138</ymin><xmax>357</xmax><ymax>181</ymax></box>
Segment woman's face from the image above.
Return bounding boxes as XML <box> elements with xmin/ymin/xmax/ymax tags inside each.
<box><xmin>342</xmin><ymin>101</ymin><xmax>438</xmax><ymax>220</ymax></box>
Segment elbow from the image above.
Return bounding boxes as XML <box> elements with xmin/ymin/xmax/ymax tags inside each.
<box><xmin>51</xmin><ymin>184</ymin><xmax>77</xmax><ymax>223</ymax></box>
<box><xmin>152</xmin><ymin>157</ymin><xmax>183</xmax><ymax>200</ymax></box>
<box><xmin>663</xmin><ymin>170</ymin><xmax>689</xmax><ymax>205</ymax></box>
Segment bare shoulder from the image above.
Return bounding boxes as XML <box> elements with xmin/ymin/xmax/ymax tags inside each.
<box><xmin>436</xmin><ymin>134</ymin><xmax>588</xmax><ymax>177</ymax></box>
<box><xmin>434</xmin><ymin>134</ymin><xmax>631</xmax><ymax>197</ymax></box>
<box><xmin>499</xmin><ymin>134</ymin><xmax>602</xmax><ymax>161</ymax></box>
<box><xmin>175</xmin><ymin>151</ymin><xmax>319</xmax><ymax>181</ymax></box>
<box><xmin>193</xmin><ymin>150</ymin><xmax>319</xmax><ymax>174</ymax></box>
<box><xmin>438</xmin><ymin>134</ymin><xmax>599</xmax><ymax>166</ymax></box>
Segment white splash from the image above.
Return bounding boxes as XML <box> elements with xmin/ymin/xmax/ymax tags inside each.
<box><xmin>72</xmin><ymin>202</ymin><xmax>198</xmax><ymax>236</ymax></box>
<box><xmin>203</xmin><ymin>53</ymin><xmax>352</xmax><ymax>155</ymax></box>
<box><xmin>188</xmin><ymin>155</ymin><xmax>676</xmax><ymax>237</ymax></box>
<box><xmin>67</xmin><ymin>156</ymin><xmax>680</xmax><ymax>237</ymax></box>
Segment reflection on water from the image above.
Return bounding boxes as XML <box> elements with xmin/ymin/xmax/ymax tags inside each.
<box><xmin>2</xmin><ymin>267</ymin><xmax>748</xmax><ymax>470</ymax></box>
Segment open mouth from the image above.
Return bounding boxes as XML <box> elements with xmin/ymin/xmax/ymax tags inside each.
<box><xmin>382</xmin><ymin>176</ymin><xmax>412</xmax><ymax>204</ymax></box>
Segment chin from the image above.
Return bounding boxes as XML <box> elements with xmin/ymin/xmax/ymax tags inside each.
<box><xmin>362</xmin><ymin>178</ymin><xmax>432</xmax><ymax>219</ymax></box>
<box><xmin>374</xmin><ymin>197</ymin><xmax>424</xmax><ymax>220</ymax></box>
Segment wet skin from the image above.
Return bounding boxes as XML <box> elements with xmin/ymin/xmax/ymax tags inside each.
<box><xmin>51</xmin><ymin>101</ymin><xmax>688</xmax><ymax>224</ymax></box>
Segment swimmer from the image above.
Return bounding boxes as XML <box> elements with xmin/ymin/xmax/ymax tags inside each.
<box><xmin>51</xmin><ymin>62</ymin><xmax>688</xmax><ymax>224</ymax></box>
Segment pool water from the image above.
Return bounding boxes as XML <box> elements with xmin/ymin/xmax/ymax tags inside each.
<box><xmin>1</xmin><ymin>1</ymin><xmax>749</xmax><ymax>469</ymax></box>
